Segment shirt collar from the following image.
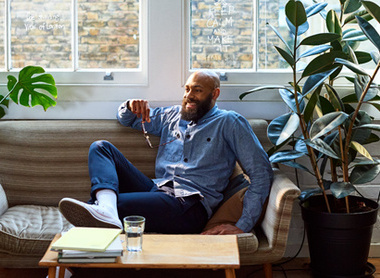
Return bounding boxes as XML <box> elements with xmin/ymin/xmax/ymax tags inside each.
<box><xmin>196</xmin><ymin>104</ymin><xmax>218</xmax><ymax>125</ymax></box>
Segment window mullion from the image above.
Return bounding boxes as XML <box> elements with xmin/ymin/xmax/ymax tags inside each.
<box><xmin>4</xmin><ymin>0</ymin><xmax>11</xmax><ymax>70</ymax></box>
<box><xmin>72</xmin><ymin>0</ymin><xmax>78</xmax><ymax>71</ymax></box>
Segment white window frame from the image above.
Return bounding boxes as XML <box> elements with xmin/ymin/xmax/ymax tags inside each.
<box><xmin>182</xmin><ymin>0</ymin><xmax>378</xmax><ymax>88</ymax></box>
<box><xmin>2</xmin><ymin>0</ymin><xmax>148</xmax><ymax>86</ymax></box>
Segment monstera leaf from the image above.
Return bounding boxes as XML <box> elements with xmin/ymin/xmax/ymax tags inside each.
<box><xmin>7</xmin><ymin>66</ymin><xmax>57</xmax><ymax>111</ymax></box>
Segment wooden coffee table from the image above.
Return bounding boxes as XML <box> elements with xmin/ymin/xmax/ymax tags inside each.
<box><xmin>39</xmin><ymin>234</ymin><xmax>240</xmax><ymax>278</ymax></box>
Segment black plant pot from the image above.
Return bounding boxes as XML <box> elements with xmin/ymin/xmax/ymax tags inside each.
<box><xmin>301</xmin><ymin>195</ymin><xmax>378</xmax><ymax>278</ymax></box>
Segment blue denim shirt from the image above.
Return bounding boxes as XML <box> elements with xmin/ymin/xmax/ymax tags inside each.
<box><xmin>117</xmin><ymin>103</ymin><xmax>273</xmax><ymax>232</ymax></box>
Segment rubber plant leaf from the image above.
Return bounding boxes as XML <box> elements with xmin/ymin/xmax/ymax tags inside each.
<box><xmin>285</xmin><ymin>0</ymin><xmax>307</xmax><ymax>27</ymax></box>
<box><xmin>8</xmin><ymin>66</ymin><xmax>57</xmax><ymax>111</ymax></box>
<box><xmin>299</xmin><ymin>188</ymin><xmax>323</xmax><ymax>202</ymax></box>
<box><xmin>324</xmin><ymin>84</ymin><xmax>344</xmax><ymax>111</ymax></box>
<box><xmin>356</xmin><ymin>16</ymin><xmax>380</xmax><ymax>52</ymax></box>
<box><xmin>267</xmin><ymin>112</ymin><xmax>300</xmax><ymax>146</ymax></box>
<box><xmin>239</xmin><ymin>85</ymin><xmax>288</xmax><ymax>100</ymax></box>
<box><xmin>266</xmin><ymin>23</ymin><xmax>292</xmax><ymax>53</ymax></box>
<box><xmin>299</xmin><ymin>33</ymin><xmax>341</xmax><ymax>45</ymax></box>
<box><xmin>362</xmin><ymin>1</ymin><xmax>380</xmax><ymax>23</ymax></box>
<box><xmin>351</xmin><ymin>141</ymin><xmax>373</xmax><ymax>161</ymax></box>
<box><xmin>334</xmin><ymin>58</ymin><xmax>369</xmax><ymax>76</ymax></box>
<box><xmin>310</xmin><ymin>111</ymin><xmax>349</xmax><ymax>140</ymax></box>
<box><xmin>326</xmin><ymin>10</ymin><xmax>342</xmax><ymax>36</ymax></box>
<box><xmin>286</xmin><ymin>18</ymin><xmax>309</xmax><ymax>36</ymax></box>
<box><xmin>350</xmin><ymin>163</ymin><xmax>380</xmax><ymax>184</ymax></box>
<box><xmin>303</xmin><ymin>86</ymin><xmax>321</xmax><ymax>123</ymax></box>
<box><xmin>274</xmin><ymin>46</ymin><xmax>295</xmax><ymax>66</ymax></box>
<box><xmin>330</xmin><ymin>182</ymin><xmax>355</xmax><ymax>199</ymax></box>
<box><xmin>269</xmin><ymin>150</ymin><xmax>305</xmax><ymax>163</ymax></box>
<box><xmin>299</xmin><ymin>45</ymin><xmax>332</xmax><ymax>59</ymax></box>
<box><xmin>343</xmin><ymin>0</ymin><xmax>362</xmax><ymax>14</ymax></box>
<box><xmin>279</xmin><ymin>88</ymin><xmax>305</xmax><ymax>113</ymax></box>
<box><xmin>355</xmin><ymin>124</ymin><xmax>380</xmax><ymax>132</ymax></box>
<box><xmin>302</xmin><ymin>68</ymin><xmax>339</xmax><ymax>97</ymax></box>
<box><xmin>355</xmin><ymin>51</ymin><xmax>373</xmax><ymax>64</ymax></box>
<box><xmin>342</xmin><ymin>30</ymin><xmax>367</xmax><ymax>41</ymax></box>
<box><xmin>302</xmin><ymin>51</ymin><xmax>347</xmax><ymax>77</ymax></box>
<box><xmin>304</xmin><ymin>138</ymin><xmax>340</xmax><ymax>159</ymax></box>
<box><xmin>371</xmin><ymin>51</ymin><xmax>380</xmax><ymax>64</ymax></box>
<box><xmin>281</xmin><ymin>160</ymin><xmax>312</xmax><ymax>174</ymax></box>
<box><xmin>305</xmin><ymin>2</ymin><xmax>328</xmax><ymax>17</ymax></box>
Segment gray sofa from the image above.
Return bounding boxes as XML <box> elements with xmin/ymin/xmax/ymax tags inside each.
<box><xmin>0</xmin><ymin>119</ymin><xmax>300</xmax><ymax>275</ymax></box>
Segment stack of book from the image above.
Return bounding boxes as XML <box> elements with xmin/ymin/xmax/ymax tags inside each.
<box><xmin>51</xmin><ymin>227</ymin><xmax>123</xmax><ymax>263</ymax></box>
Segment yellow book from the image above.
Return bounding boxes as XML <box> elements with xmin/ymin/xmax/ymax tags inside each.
<box><xmin>51</xmin><ymin>227</ymin><xmax>122</xmax><ymax>252</ymax></box>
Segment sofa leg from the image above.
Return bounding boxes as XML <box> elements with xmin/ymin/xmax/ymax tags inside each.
<box><xmin>263</xmin><ymin>263</ymin><xmax>273</xmax><ymax>278</ymax></box>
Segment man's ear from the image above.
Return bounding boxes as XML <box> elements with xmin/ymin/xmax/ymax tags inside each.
<box><xmin>213</xmin><ymin>88</ymin><xmax>221</xmax><ymax>100</ymax></box>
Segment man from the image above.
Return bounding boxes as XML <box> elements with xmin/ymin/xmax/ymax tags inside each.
<box><xmin>59</xmin><ymin>70</ymin><xmax>273</xmax><ymax>235</ymax></box>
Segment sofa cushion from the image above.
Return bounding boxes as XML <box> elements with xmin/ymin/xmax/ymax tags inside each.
<box><xmin>0</xmin><ymin>205</ymin><xmax>73</xmax><ymax>255</ymax></box>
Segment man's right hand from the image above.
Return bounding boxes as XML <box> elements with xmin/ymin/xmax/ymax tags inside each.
<box><xmin>128</xmin><ymin>99</ymin><xmax>151</xmax><ymax>123</ymax></box>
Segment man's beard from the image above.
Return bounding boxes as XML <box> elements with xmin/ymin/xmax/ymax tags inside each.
<box><xmin>181</xmin><ymin>93</ymin><xmax>213</xmax><ymax>122</ymax></box>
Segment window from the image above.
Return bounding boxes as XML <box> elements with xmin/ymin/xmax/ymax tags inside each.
<box><xmin>0</xmin><ymin>0</ymin><xmax>147</xmax><ymax>85</ymax></box>
<box><xmin>187</xmin><ymin>0</ymin><xmax>379</xmax><ymax>85</ymax></box>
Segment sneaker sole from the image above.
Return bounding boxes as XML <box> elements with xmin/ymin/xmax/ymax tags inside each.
<box><xmin>59</xmin><ymin>199</ymin><xmax>122</xmax><ymax>229</ymax></box>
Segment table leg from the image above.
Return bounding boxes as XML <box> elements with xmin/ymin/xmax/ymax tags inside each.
<box><xmin>224</xmin><ymin>268</ymin><xmax>236</xmax><ymax>278</ymax></box>
<box><xmin>48</xmin><ymin>266</ymin><xmax>56</xmax><ymax>278</ymax></box>
<box><xmin>58</xmin><ymin>266</ymin><xmax>66</xmax><ymax>278</ymax></box>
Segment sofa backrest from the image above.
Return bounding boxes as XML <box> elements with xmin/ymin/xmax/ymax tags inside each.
<box><xmin>0</xmin><ymin>119</ymin><xmax>270</xmax><ymax>207</ymax></box>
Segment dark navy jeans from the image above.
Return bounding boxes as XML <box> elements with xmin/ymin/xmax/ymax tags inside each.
<box><xmin>87</xmin><ymin>140</ymin><xmax>208</xmax><ymax>234</ymax></box>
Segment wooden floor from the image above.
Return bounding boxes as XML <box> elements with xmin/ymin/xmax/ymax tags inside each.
<box><xmin>1</xmin><ymin>258</ymin><xmax>380</xmax><ymax>277</ymax></box>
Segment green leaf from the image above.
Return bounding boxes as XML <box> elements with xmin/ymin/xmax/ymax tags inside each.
<box><xmin>268</xmin><ymin>112</ymin><xmax>300</xmax><ymax>145</ymax></box>
<box><xmin>266</xmin><ymin>23</ymin><xmax>292</xmax><ymax>53</ymax></box>
<box><xmin>239</xmin><ymin>85</ymin><xmax>287</xmax><ymax>100</ymax></box>
<box><xmin>326</xmin><ymin>10</ymin><xmax>342</xmax><ymax>36</ymax></box>
<box><xmin>324</xmin><ymin>84</ymin><xmax>344</xmax><ymax>111</ymax></box>
<box><xmin>331</xmin><ymin>182</ymin><xmax>355</xmax><ymax>199</ymax></box>
<box><xmin>305</xmin><ymin>2</ymin><xmax>328</xmax><ymax>17</ymax></box>
<box><xmin>279</xmin><ymin>88</ymin><xmax>305</xmax><ymax>112</ymax></box>
<box><xmin>342</xmin><ymin>30</ymin><xmax>367</xmax><ymax>41</ymax></box>
<box><xmin>355</xmin><ymin>51</ymin><xmax>373</xmax><ymax>64</ymax></box>
<box><xmin>269</xmin><ymin>150</ymin><xmax>305</xmax><ymax>163</ymax></box>
<box><xmin>310</xmin><ymin>111</ymin><xmax>349</xmax><ymax>139</ymax></box>
<box><xmin>274</xmin><ymin>46</ymin><xmax>295</xmax><ymax>66</ymax></box>
<box><xmin>286</xmin><ymin>0</ymin><xmax>307</xmax><ymax>27</ymax></box>
<box><xmin>343</xmin><ymin>0</ymin><xmax>362</xmax><ymax>14</ymax></box>
<box><xmin>304</xmin><ymin>138</ymin><xmax>340</xmax><ymax>159</ymax></box>
<box><xmin>299</xmin><ymin>188</ymin><xmax>323</xmax><ymax>202</ymax></box>
<box><xmin>302</xmin><ymin>68</ymin><xmax>339</xmax><ymax>97</ymax></box>
<box><xmin>356</xmin><ymin>16</ymin><xmax>380</xmax><ymax>51</ymax></box>
<box><xmin>303</xmin><ymin>86</ymin><xmax>321</xmax><ymax>123</ymax></box>
<box><xmin>0</xmin><ymin>95</ymin><xmax>10</xmax><ymax>119</ymax></box>
<box><xmin>302</xmin><ymin>52</ymin><xmax>347</xmax><ymax>77</ymax></box>
<box><xmin>281</xmin><ymin>160</ymin><xmax>312</xmax><ymax>174</ymax></box>
<box><xmin>8</xmin><ymin>66</ymin><xmax>57</xmax><ymax>111</ymax></box>
<box><xmin>362</xmin><ymin>1</ymin><xmax>380</xmax><ymax>23</ymax></box>
<box><xmin>355</xmin><ymin>124</ymin><xmax>380</xmax><ymax>132</ymax></box>
<box><xmin>350</xmin><ymin>163</ymin><xmax>380</xmax><ymax>184</ymax></box>
<box><xmin>299</xmin><ymin>45</ymin><xmax>332</xmax><ymax>59</ymax></box>
<box><xmin>345</xmin><ymin>10</ymin><xmax>373</xmax><ymax>25</ymax></box>
<box><xmin>350</xmin><ymin>141</ymin><xmax>373</xmax><ymax>160</ymax></box>
<box><xmin>334</xmin><ymin>58</ymin><xmax>370</xmax><ymax>75</ymax></box>
<box><xmin>300</xmin><ymin>33</ymin><xmax>341</xmax><ymax>45</ymax></box>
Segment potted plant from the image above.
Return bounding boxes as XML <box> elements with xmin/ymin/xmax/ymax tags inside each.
<box><xmin>240</xmin><ymin>0</ymin><xmax>380</xmax><ymax>276</ymax></box>
<box><xmin>0</xmin><ymin>66</ymin><xmax>57</xmax><ymax>119</ymax></box>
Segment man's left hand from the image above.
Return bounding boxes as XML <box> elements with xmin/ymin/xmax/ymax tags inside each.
<box><xmin>201</xmin><ymin>224</ymin><xmax>244</xmax><ymax>235</ymax></box>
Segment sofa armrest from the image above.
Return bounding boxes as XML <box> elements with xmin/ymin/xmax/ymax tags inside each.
<box><xmin>260</xmin><ymin>168</ymin><xmax>300</xmax><ymax>257</ymax></box>
<box><xmin>0</xmin><ymin>184</ymin><xmax>9</xmax><ymax>216</ymax></box>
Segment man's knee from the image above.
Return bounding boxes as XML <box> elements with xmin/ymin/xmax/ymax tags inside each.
<box><xmin>89</xmin><ymin>140</ymin><xmax>116</xmax><ymax>157</ymax></box>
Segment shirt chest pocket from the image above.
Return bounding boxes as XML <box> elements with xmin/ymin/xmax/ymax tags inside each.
<box><xmin>163</xmin><ymin>132</ymin><xmax>183</xmax><ymax>162</ymax></box>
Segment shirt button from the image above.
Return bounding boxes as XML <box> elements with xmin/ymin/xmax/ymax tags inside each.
<box><xmin>184</xmin><ymin>158</ymin><xmax>188</xmax><ymax>163</ymax></box>
<box><xmin>176</xmin><ymin>133</ymin><xmax>180</xmax><ymax>138</ymax></box>
<box><xmin>207</xmin><ymin>138</ymin><xmax>211</xmax><ymax>142</ymax></box>
<box><xmin>186</xmin><ymin>134</ymin><xmax>191</xmax><ymax>139</ymax></box>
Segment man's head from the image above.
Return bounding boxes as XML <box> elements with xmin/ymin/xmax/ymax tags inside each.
<box><xmin>181</xmin><ymin>70</ymin><xmax>221</xmax><ymax>122</ymax></box>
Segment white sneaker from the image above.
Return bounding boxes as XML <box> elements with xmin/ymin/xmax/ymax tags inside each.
<box><xmin>59</xmin><ymin>198</ymin><xmax>123</xmax><ymax>230</ymax></box>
